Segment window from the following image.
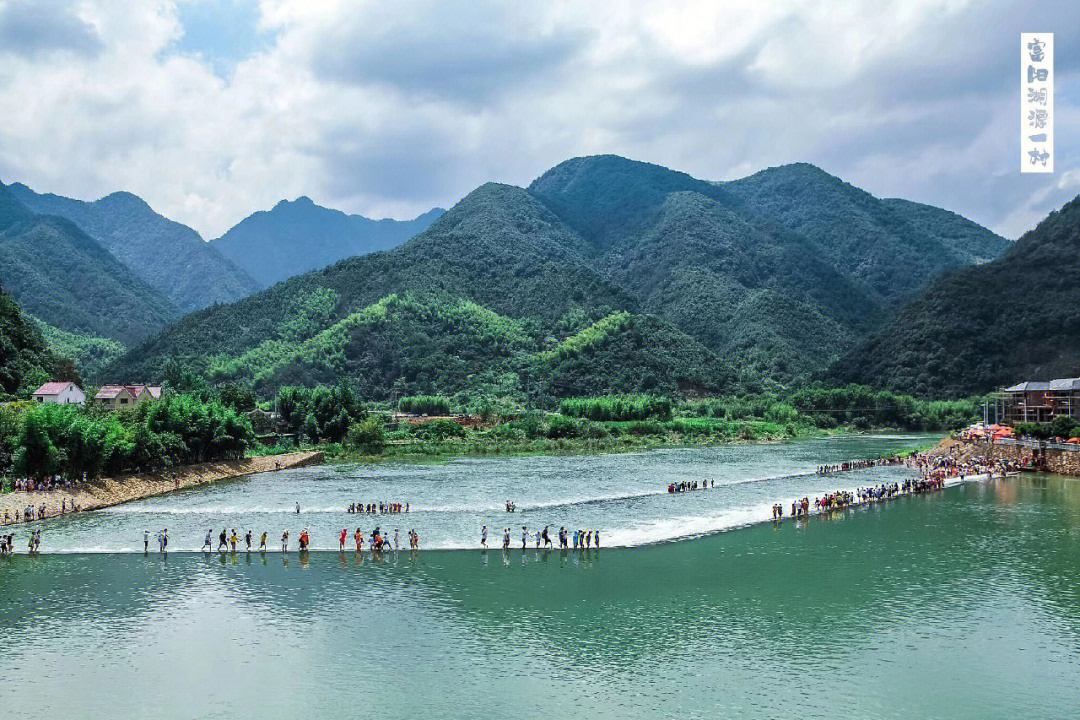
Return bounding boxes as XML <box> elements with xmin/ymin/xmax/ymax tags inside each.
<box><xmin>120</xmin><ymin>398</ymin><xmax>129</xmax><ymax>405</ymax></box>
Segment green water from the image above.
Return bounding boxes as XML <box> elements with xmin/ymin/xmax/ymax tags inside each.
<box><xmin>3</xmin><ymin>473</ymin><xmax>1080</xmax><ymax>718</ymax></box>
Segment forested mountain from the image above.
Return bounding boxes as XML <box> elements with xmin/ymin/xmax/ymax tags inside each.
<box><xmin>722</xmin><ymin>163</ymin><xmax>1011</xmax><ymax>303</ymax></box>
<box><xmin>7</xmin><ymin>182</ymin><xmax>258</xmax><ymax>312</ymax></box>
<box><xmin>211</xmin><ymin>196</ymin><xmax>444</xmax><ymax>287</ymax></box>
<box><xmin>0</xmin><ymin>282</ymin><xmax>61</xmax><ymax>397</ymax></box>
<box><xmin>0</xmin><ymin>183</ymin><xmax>178</xmax><ymax>345</ymax></box>
<box><xmin>829</xmin><ymin>195</ymin><xmax>1080</xmax><ymax>397</ymax></box>
<box><xmin>107</xmin><ymin>155</ymin><xmax>1008</xmax><ymax>399</ymax></box>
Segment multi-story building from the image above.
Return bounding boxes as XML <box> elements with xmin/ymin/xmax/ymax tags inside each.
<box><xmin>995</xmin><ymin>378</ymin><xmax>1080</xmax><ymax>424</ymax></box>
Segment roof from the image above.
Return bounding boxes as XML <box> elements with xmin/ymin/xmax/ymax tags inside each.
<box><xmin>95</xmin><ymin>385</ymin><xmax>134</xmax><ymax>399</ymax></box>
<box><xmin>95</xmin><ymin>384</ymin><xmax>162</xmax><ymax>400</ymax></box>
<box><xmin>32</xmin><ymin>381</ymin><xmax>79</xmax><ymax>396</ymax></box>
<box><xmin>1002</xmin><ymin>377</ymin><xmax>1080</xmax><ymax>393</ymax></box>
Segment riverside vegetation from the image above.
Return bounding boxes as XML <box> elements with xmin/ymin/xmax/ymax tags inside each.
<box><xmin>251</xmin><ymin>385</ymin><xmax>978</xmax><ymax>463</ymax></box>
<box><xmin>0</xmin><ymin>394</ymin><xmax>253</xmax><ymax>487</ymax></box>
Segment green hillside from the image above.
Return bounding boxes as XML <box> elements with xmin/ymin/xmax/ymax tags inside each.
<box><xmin>7</xmin><ymin>183</ymin><xmax>259</xmax><ymax>312</ymax></box>
<box><xmin>829</xmin><ymin>195</ymin><xmax>1080</xmax><ymax>397</ymax></box>
<box><xmin>533</xmin><ymin>311</ymin><xmax>732</xmax><ymax>397</ymax></box>
<box><xmin>723</xmin><ymin>163</ymin><xmax>1012</xmax><ymax>303</ymax></box>
<box><xmin>33</xmin><ymin>319</ymin><xmax>126</xmax><ymax>380</ymax></box>
<box><xmin>107</xmin><ymin>155</ymin><xmax>1009</xmax><ymax>398</ymax></box>
<box><xmin>0</xmin><ymin>283</ymin><xmax>60</xmax><ymax>397</ymax></box>
<box><xmin>212</xmin><ymin>196</ymin><xmax>444</xmax><ymax>288</ymax></box>
<box><xmin>114</xmin><ymin>182</ymin><xmax>631</xmax><ymax>369</ymax></box>
<box><xmin>0</xmin><ymin>183</ymin><xmax>179</xmax><ymax>344</ymax></box>
<box><xmin>116</xmin><ymin>290</ymin><xmax>721</xmax><ymax>401</ymax></box>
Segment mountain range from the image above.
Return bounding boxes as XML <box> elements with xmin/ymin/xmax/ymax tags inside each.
<box><xmin>0</xmin><ymin>180</ymin><xmax>443</xmax><ymax>364</ymax></box>
<box><xmin>830</xmin><ymin>194</ymin><xmax>1080</xmax><ymax>397</ymax></box>
<box><xmin>7</xmin><ymin>182</ymin><xmax>258</xmax><ymax>312</ymax></box>
<box><xmin>211</xmin><ymin>197</ymin><xmax>445</xmax><ymax>288</ymax></box>
<box><xmin>0</xmin><ymin>182</ymin><xmax>178</xmax><ymax>346</ymax></box>
<box><xmin>106</xmin><ymin>155</ymin><xmax>1011</xmax><ymax>399</ymax></box>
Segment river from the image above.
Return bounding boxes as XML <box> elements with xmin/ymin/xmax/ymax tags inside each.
<box><xmin>4</xmin><ymin>434</ymin><xmax>1080</xmax><ymax>718</ymax></box>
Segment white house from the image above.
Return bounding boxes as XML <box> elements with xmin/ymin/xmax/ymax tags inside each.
<box><xmin>32</xmin><ymin>381</ymin><xmax>86</xmax><ymax>406</ymax></box>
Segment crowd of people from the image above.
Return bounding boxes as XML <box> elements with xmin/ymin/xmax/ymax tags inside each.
<box><xmin>480</xmin><ymin>524</ymin><xmax>600</xmax><ymax>551</ymax></box>
<box><xmin>347</xmin><ymin>502</ymin><xmax>408</xmax><ymax>514</ymax></box>
<box><xmin>3</xmin><ymin>497</ymin><xmax>83</xmax><ymax>526</ymax></box>
<box><xmin>769</xmin><ymin>452</ymin><xmax>1012</xmax><ymax>523</ymax></box>
<box><xmin>9</xmin><ymin>475</ymin><xmax>85</xmax><ymax>493</ymax></box>
<box><xmin>817</xmin><ymin>456</ymin><xmax>905</xmax><ymax>474</ymax></box>
<box><xmin>911</xmin><ymin>451</ymin><xmax>1015</xmax><ymax>482</ymax></box>
<box><xmin>668</xmin><ymin>479</ymin><xmax>715</xmax><ymax>493</ymax></box>
<box><xmin>187</xmin><ymin>524</ymin><xmax>420</xmax><ymax>554</ymax></box>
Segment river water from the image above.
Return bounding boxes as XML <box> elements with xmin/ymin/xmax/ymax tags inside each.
<box><xmin>4</xmin><ymin>434</ymin><xmax>1080</xmax><ymax>718</ymax></box>
<box><xmin>37</xmin><ymin>434</ymin><xmax>934</xmax><ymax>552</ymax></box>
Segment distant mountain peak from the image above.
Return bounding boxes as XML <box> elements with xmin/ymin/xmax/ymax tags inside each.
<box><xmin>272</xmin><ymin>195</ymin><xmax>317</xmax><ymax>211</ymax></box>
<box><xmin>98</xmin><ymin>189</ymin><xmax>147</xmax><ymax>204</ymax></box>
<box><xmin>213</xmin><ymin>196</ymin><xmax>446</xmax><ymax>288</ymax></box>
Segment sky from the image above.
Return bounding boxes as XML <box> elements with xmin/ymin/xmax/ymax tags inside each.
<box><xmin>0</xmin><ymin>0</ymin><xmax>1077</xmax><ymax>240</ymax></box>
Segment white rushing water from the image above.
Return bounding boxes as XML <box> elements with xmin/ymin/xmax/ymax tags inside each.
<box><xmin>19</xmin><ymin>434</ymin><xmax>943</xmax><ymax>552</ymax></box>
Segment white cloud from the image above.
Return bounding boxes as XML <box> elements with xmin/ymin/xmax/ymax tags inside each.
<box><xmin>0</xmin><ymin>0</ymin><xmax>1076</xmax><ymax>239</ymax></box>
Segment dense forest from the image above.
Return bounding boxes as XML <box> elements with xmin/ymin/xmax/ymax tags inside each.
<box><xmin>0</xmin><ymin>283</ymin><xmax>62</xmax><ymax>399</ymax></box>
<box><xmin>106</xmin><ymin>155</ymin><xmax>1009</xmax><ymax>398</ymax></box>
<box><xmin>830</xmin><ymin>195</ymin><xmax>1080</xmax><ymax>397</ymax></box>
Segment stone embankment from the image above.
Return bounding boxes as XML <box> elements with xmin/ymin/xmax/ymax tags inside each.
<box><xmin>0</xmin><ymin>451</ymin><xmax>323</xmax><ymax>526</ymax></box>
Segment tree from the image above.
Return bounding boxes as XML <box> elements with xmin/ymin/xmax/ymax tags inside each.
<box><xmin>1050</xmin><ymin>415</ymin><xmax>1078</xmax><ymax>439</ymax></box>
<box><xmin>346</xmin><ymin>416</ymin><xmax>385</xmax><ymax>452</ymax></box>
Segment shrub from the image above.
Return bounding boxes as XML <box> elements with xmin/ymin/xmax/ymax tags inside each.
<box><xmin>410</xmin><ymin>419</ymin><xmax>466</xmax><ymax>441</ymax></box>
<box><xmin>559</xmin><ymin>394</ymin><xmax>672</xmax><ymax>421</ymax></box>
<box><xmin>346</xmin><ymin>416</ymin><xmax>385</xmax><ymax>451</ymax></box>
<box><xmin>545</xmin><ymin>414</ymin><xmax>581</xmax><ymax>439</ymax></box>
<box><xmin>765</xmin><ymin>402</ymin><xmax>799</xmax><ymax>424</ymax></box>
<box><xmin>399</xmin><ymin>395</ymin><xmax>452</xmax><ymax>416</ymax></box>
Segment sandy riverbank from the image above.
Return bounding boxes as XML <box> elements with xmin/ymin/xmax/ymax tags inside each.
<box><xmin>0</xmin><ymin>451</ymin><xmax>323</xmax><ymax>526</ymax></box>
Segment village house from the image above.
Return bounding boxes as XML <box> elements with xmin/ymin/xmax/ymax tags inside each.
<box><xmin>995</xmin><ymin>377</ymin><xmax>1080</xmax><ymax>424</ymax></box>
<box><xmin>31</xmin><ymin>381</ymin><xmax>86</xmax><ymax>406</ymax></box>
<box><xmin>94</xmin><ymin>384</ymin><xmax>162</xmax><ymax>411</ymax></box>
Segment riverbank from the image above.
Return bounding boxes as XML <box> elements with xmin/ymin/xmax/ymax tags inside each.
<box><xmin>325</xmin><ymin>423</ymin><xmax>862</xmax><ymax>466</ymax></box>
<box><xmin>0</xmin><ymin>451</ymin><xmax>323</xmax><ymax>526</ymax></box>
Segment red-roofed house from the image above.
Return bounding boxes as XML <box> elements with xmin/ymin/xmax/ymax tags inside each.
<box><xmin>95</xmin><ymin>384</ymin><xmax>162</xmax><ymax>410</ymax></box>
<box><xmin>32</xmin><ymin>381</ymin><xmax>86</xmax><ymax>406</ymax></box>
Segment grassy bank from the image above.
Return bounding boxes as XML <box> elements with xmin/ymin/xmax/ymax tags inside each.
<box><xmin>241</xmin><ymin>387</ymin><xmax>975</xmax><ymax>465</ymax></box>
<box><xmin>258</xmin><ymin>417</ymin><xmax>877</xmax><ymax>467</ymax></box>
